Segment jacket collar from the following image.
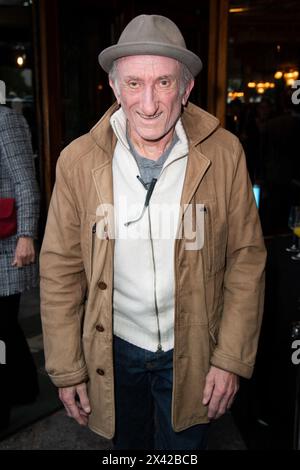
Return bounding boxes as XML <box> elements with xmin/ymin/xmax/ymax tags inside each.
<box><xmin>90</xmin><ymin>102</ymin><xmax>119</xmax><ymax>157</ymax></box>
<box><xmin>90</xmin><ymin>101</ymin><xmax>220</xmax><ymax>155</ymax></box>
<box><xmin>90</xmin><ymin>101</ymin><xmax>220</xmax><ymax>210</ymax></box>
<box><xmin>181</xmin><ymin>102</ymin><xmax>220</xmax><ymax>146</ymax></box>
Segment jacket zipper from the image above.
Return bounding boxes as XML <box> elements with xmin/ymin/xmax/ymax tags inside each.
<box><xmin>125</xmin><ymin>176</ymin><xmax>162</xmax><ymax>351</ymax></box>
<box><xmin>148</xmin><ymin>207</ymin><xmax>163</xmax><ymax>352</ymax></box>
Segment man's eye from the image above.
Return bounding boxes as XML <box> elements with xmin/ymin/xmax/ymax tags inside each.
<box><xmin>160</xmin><ymin>80</ymin><xmax>170</xmax><ymax>87</ymax></box>
<box><xmin>129</xmin><ymin>82</ymin><xmax>139</xmax><ymax>89</ymax></box>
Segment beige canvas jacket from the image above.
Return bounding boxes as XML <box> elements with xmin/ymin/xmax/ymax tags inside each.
<box><xmin>40</xmin><ymin>102</ymin><xmax>266</xmax><ymax>439</ymax></box>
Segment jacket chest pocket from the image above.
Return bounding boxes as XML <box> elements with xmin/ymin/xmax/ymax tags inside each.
<box><xmin>81</xmin><ymin>213</ymin><xmax>111</xmax><ymax>284</ymax></box>
<box><xmin>90</xmin><ymin>221</ymin><xmax>97</xmax><ymax>281</ymax></box>
<box><xmin>81</xmin><ymin>214</ymin><xmax>98</xmax><ymax>283</ymax></box>
<box><xmin>202</xmin><ymin>204</ymin><xmax>212</xmax><ymax>273</ymax></box>
<box><xmin>201</xmin><ymin>201</ymin><xmax>227</xmax><ymax>276</ymax></box>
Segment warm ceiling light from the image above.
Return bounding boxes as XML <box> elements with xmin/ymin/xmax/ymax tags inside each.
<box><xmin>16</xmin><ymin>56</ymin><xmax>24</xmax><ymax>67</ymax></box>
<box><xmin>284</xmin><ymin>72</ymin><xmax>294</xmax><ymax>79</ymax></box>
<box><xmin>282</xmin><ymin>70</ymin><xmax>299</xmax><ymax>86</ymax></box>
<box><xmin>274</xmin><ymin>71</ymin><xmax>283</xmax><ymax>79</ymax></box>
<box><xmin>247</xmin><ymin>82</ymin><xmax>276</xmax><ymax>92</ymax></box>
<box><xmin>229</xmin><ymin>7</ymin><xmax>248</xmax><ymax>13</ymax></box>
<box><xmin>227</xmin><ymin>91</ymin><xmax>244</xmax><ymax>100</ymax></box>
<box><xmin>284</xmin><ymin>71</ymin><xmax>299</xmax><ymax>79</ymax></box>
<box><xmin>286</xmin><ymin>78</ymin><xmax>295</xmax><ymax>86</ymax></box>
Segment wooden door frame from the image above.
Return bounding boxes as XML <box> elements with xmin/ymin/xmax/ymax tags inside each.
<box><xmin>207</xmin><ymin>0</ymin><xmax>229</xmax><ymax>126</ymax></box>
<box><xmin>33</xmin><ymin>0</ymin><xmax>62</xmax><ymax>209</ymax></box>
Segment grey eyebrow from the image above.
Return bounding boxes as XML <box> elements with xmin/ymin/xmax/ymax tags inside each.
<box><xmin>123</xmin><ymin>76</ymin><xmax>141</xmax><ymax>81</ymax></box>
<box><xmin>122</xmin><ymin>75</ymin><xmax>176</xmax><ymax>81</ymax></box>
<box><xmin>157</xmin><ymin>75</ymin><xmax>175</xmax><ymax>79</ymax></box>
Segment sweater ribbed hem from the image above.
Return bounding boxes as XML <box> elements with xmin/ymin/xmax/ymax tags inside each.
<box><xmin>114</xmin><ymin>314</ymin><xmax>174</xmax><ymax>352</ymax></box>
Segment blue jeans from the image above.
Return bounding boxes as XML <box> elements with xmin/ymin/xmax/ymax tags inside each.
<box><xmin>113</xmin><ymin>335</ymin><xmax>209</xmax><ymax>450</ymax></box>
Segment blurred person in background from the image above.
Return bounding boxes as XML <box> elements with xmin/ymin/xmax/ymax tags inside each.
<box><xmin>0</xmin><ymin>104</ymin><xmax>40</xmax><ymax>430</ymax></box>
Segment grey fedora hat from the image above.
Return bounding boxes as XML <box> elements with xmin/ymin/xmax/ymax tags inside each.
<box><xmin>98</xmin><ymin>14</ymin><xmax>202</xmax><ymax>77</ymax></box>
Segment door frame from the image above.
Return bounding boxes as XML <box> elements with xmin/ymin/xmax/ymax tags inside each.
<box><xmin>207</xmin><ymin>0</ymin><xmax>229</xmax><ymax>126</ymax></box>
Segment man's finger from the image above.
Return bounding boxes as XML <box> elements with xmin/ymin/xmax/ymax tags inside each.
<box><xmin>65</xmin><ymin>401</ymin><xmax>81</xmax><ymax>419</ymax></box>
<box><xmin>65</xmin><ymin>401</ymin><xmax>87</xmax><ymax>425</ymax></box>
<box><xmin>207</xmin><ymin>390</ymin><xmax>223</xmax><ymax>419</ymax></box>
<box><xmin>227</xmin><ymin>388</ymin><xmax>238</xmax><ymax>410</ymax></box>
<box><xmin>77</xmin><ymin>401</ymin><xmax>89</xmax><ymax>416</ymax></box>
<box><xmin>214</xmin><ymin>393</ymin><xmax>231</xmax><ymax>419</ymax></box>
<box><xmin>64</xmin><ymin>406</ymin><xmax>72</xmax><ymax>417</ymax></box>
<box><xmin>202</xmin><ymin>375</ymin><xmax>214</xmax><ymax>406</ymax></box>
<box><xmin>59</xmin><ymin>386</ymin><xmax>89</xmax><ymax>426</ymax></box>
<box><xmin>77</xmin><ymin>384</ymin><xmax>91</xmax><ymax>414</ymax></box>
<box><xmin>59</xmin><ymin>388</ymin><xmax>77</xmax><ymax>416</ymax></box>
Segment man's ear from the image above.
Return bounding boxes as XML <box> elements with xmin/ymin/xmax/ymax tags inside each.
<box><xmin>182</xmin><ymin>79</ymin><xmax>195</xmax><ymax>106</ymax></box>
<box><xmin>109</xmin><ymin>79</ymin><xmax>120</xmax><ymax>105</ymax></box>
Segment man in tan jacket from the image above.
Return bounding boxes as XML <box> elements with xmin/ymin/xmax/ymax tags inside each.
<box><xmin>40</xmin><ymin>15</ymin><xmax>266</xmax><ymax>450</ymax></box>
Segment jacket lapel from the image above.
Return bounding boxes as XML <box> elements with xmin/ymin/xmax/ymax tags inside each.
<box><xmin>89</xmin><ymin>110</ymin><xmax>118</xmax><ymax>279</ymax></box>
<box><xmin>180</xmin><ymin>146</ymin><xmax>211</xmax><ymax>213</ymax></box>
<box><xmin>92</xmin><ymin>162</ymin><xmax>114</xmax><ymax>209</ymax></box>
<box><xmin>90</xmin><ymin>104</ymin><xmax>118</xmax><ymax>209</ymax></box>
<box><xmin>180</xmin><ymin>103</ymin><xmax>219</xmax><ymax>212</ymax></box>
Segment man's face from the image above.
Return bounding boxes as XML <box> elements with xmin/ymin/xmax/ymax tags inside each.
<box><xmin>109</xmin><ymin>55</ymin><xmax>194</xmax><ymax>143</ymax></box>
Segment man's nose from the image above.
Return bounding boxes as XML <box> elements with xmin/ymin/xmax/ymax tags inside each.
<box><xmin>140</xmin><ymin>86</ymin><xmax>159</xmax><ymax>115</ymax></box>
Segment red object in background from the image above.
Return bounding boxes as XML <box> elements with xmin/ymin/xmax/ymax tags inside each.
<box><xmin>0</xmin><ymin>198</ymin><xmax>17</xmax><ymax>239</ymax></box>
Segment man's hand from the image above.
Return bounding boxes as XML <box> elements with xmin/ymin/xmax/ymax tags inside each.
<box><xmin>202</xmin><ymin>365</ymin><xmax>239</xmax><ymax>420</ymax></box>
<box><xmin>59</xmin><ymin>383</ymin><xmax>91</xmax><ymax>426</ymax></box>
<box><xmin>12</xmin><ymin>237</ymin><xmax>35</xmax><ymax>267</ymax></box>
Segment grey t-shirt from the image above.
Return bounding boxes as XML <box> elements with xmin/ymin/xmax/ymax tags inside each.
<box><xmin>127</xmin><ymin>132</ymin><xmax>179</xmax><ymax>189</ymax></box>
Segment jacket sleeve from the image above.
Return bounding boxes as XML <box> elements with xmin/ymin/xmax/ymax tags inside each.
<box><xmin>40</xmin><ymin>153</ymin><xmax>88</xmax><ymax>387</ymax></box>
<box><xmin>0</xmin><ymin>111</ymin><xmax>40</xmax><ymax>238</ymax></box>
<box><xmin>210</xmin><ymin>139</ymin><xmax>267</xmax><ymax>378</ymax></box>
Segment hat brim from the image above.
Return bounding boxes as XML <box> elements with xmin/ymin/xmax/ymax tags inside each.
<box><xmin>98</xmin><ymin>42</ymin><xmax>203</xmax><ymax>77</ymax></box>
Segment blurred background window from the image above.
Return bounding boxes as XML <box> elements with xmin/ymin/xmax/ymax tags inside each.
<box><xmin>226</xmin><ymin>0</ymin><xmax>300</xmax><ymax>235</ymax></box>
<box><xmin>0</xmin><ymin>1</ymin><xmax>37</xmax><ymax>149</ymax></box>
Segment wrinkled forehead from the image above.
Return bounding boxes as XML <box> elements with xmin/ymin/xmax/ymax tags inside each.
<box><xmin>116</xmin><ymin>55</ymin><xmax>181</xmax><ymax>77</ymax></box>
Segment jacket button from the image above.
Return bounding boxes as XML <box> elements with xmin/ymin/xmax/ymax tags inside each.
<box><xmin>97</xmin><ymin>281</ymin><xmax>107</xmax><ymax>290</ymax></box>
<box><xmin>96</xmin><ymin>368</ymin><xmax>105</xmax><ymax>376</ymax></box>
<box><xmin>96</xmin><ymin>324</ymin><xmax>104</xmax><ymax>332</ymax></box>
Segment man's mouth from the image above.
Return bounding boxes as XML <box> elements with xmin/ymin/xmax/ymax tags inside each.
<box><xmin>137</xmin><ymin>112</ymin><xmax>162</xmax><ymax>120</ymax></box>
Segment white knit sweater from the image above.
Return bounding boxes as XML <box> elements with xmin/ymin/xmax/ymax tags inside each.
<box><xmin>111</xmin><ymin>108</ymin><xmax>189</xmax><ymax>352</ymax></box>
